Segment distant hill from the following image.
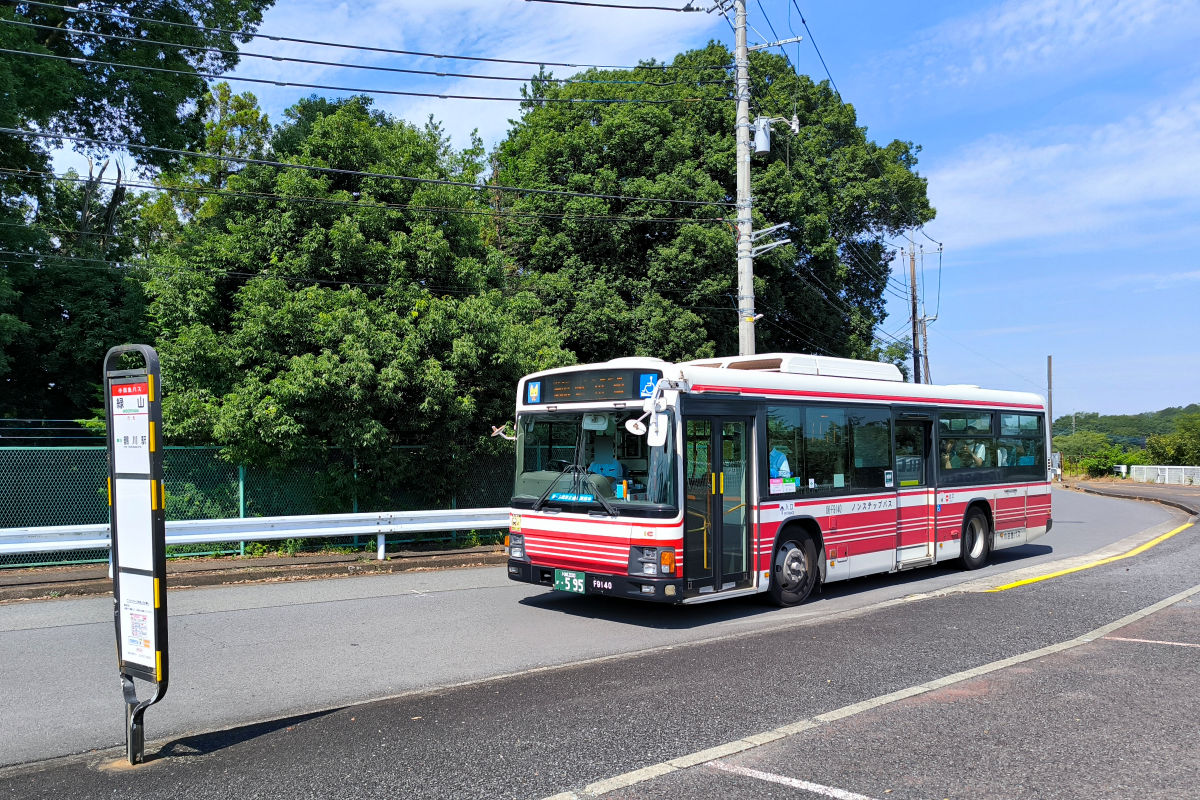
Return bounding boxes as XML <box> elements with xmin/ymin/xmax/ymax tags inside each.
<box><xmin>1051</xmin><ymin>405</ymin><xmax>1200</xmax><ymax>447</ymax></box>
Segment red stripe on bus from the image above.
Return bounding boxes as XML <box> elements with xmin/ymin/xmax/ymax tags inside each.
<box><xmin>689</xmin><ymin>384</ymin><xmax>1044</xmax><ymax>410</ymax></box>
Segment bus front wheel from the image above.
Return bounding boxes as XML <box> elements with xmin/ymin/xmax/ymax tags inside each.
<box><xmin>960</xmin><ymin>508</ymin><xmax>992</xmax><ymax>570</ymax></box>
<box><xmin>769</xmin><ymin>532</ymin><xmax>818</xmax><ymax>607</ymax></box>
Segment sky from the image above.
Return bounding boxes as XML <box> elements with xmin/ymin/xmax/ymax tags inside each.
<box><xmin>57</xmin><ymin>0</ymin><xmax>1200</xmax><ymax>417</ymax></box>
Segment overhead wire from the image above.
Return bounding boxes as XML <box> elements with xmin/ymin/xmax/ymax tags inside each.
<box><xmin>0</xmin><ymin>18</ymin><xmax>730</xmax><ymax>88</ymax></box>
<box><xmin>15</xmin><ymin>0</ymin><xmax>730</xmax><ymax>72</ymax></box>
<box><xmin>0</xmin><ymin>127</ymin><xmax>737</xmax><ymax>209</ymax></box>
<box><xmin>788</xmin><ymin>1</ymin><xmax>940</xmax><ymax>247</ymax></box>
<box><xmin>0</xmin><ymin>46</ymin><xmax>728</xmax><ymax>105</ymax></box>
<box><xmin>0</xmin><ymin>166</ymin><xmax>729</xmax><ymax>227</ymax></box>
<box><xmin>523</xmin><ymin>0</ymin><xmax>700</xmax><ymax>9</ymax></box>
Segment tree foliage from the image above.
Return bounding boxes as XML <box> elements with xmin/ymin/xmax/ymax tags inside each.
<box><xmin>493</xmin><ymin>44</ymin><xmax>932</xmax><ymax>363</ymax></box>
<box><xmin>1146</xmin><ymin>414</ymin><xmax>1200</xmax><ymax>466</ymax></box>
<box><xmin>147</xmin><ymin>97</ymin><xmax>571</xmax><ymax>488</ymax></box>
<box><xmin>1</xmin><ymin>1</ymin><xmax>273</xmax><ymax>418</ymax></box>
<box><xmin>1050</xmin><ymin>405</ymin><xmax>1200</xmax><ymax>445</ymax></box>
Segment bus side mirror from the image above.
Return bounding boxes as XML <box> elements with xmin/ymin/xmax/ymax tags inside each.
<box><xmin>646</xmin><ymin>413</ymin><xmax>668</xmax><ymax>448</ymax></box>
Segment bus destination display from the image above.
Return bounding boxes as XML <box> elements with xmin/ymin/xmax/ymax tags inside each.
<box><xmin>525</xmin><ymin>370</ymin><xmax>660</xmax><ymax>405</ymax></box>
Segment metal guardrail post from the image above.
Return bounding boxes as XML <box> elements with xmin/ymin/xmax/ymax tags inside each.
<box><xmin>238</xmin><ymin>464</ymin><xmax>247</xmax><ymax>556</ymax></box>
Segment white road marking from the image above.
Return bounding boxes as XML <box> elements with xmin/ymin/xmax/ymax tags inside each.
<box><xmin>709</xmin><ymin>762</ymin><xmax>880</xmax><ymax>799</ymax></box>
<box><xmin>1104</xmin><ymin>635</ymin><xmax>1200</xmax><ymax>649</ymax></box>
<box><xmin>541</xmin><ymin>582</ymin><xmax>1200</xmax><ymax>800</ymax></box>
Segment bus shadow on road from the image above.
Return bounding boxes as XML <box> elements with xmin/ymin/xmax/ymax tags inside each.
<box><xmin>518</xmin><ymin>544</ymin><xmax>1056</xmax><ymax>628</ymax></box>
<box><xmin>517</xmin><ymin>592</ymin><xmax>778</xmax><ymax>629</ymax></box>
<box><xmin>148</xmin><ymin>709</ymin><xmax>339</xmax><ymax>762</ymax></box>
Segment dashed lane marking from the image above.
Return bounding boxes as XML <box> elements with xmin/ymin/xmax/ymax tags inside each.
<box><xmin>987</xmin><ymin>521</ymin><xmax>1194</xmax><ymax>592</ymax></box>
<box><xmin>1104</xmin><ymin>635</ymin><xmax>1200</xmax><ymax>649</ymax></box>
<box><xmin>709</xmin><ymin>762</ymin><xmax>880</xmax><ymax>799</ymax></box>
<box><xmin>540</xmin><ymin>582</ymin><xmax>1200</xmax><ymax>800</ymax></box>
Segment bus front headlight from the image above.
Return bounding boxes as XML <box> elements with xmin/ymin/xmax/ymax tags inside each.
<box><xmin>508</xmin><ymin>533</ymin><xmax>526</xmax><ymax>561</ymax></box>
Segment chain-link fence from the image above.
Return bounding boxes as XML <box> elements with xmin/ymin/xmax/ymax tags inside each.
<box><xmin>0</xmin><ymin>444</ymin><xmax>516</xmax><ymax>567</ymax></box>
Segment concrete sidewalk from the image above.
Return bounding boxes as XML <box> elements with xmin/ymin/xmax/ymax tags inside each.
<box><xmin>0</xmin><ymin>545</ymin><xmax>506</xmax><ymax>602</ymax></box>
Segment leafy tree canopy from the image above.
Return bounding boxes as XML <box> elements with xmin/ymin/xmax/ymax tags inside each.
<box><xmin>1</xmin><ymin>1</ymin><xmax>273</xmax><ymax>418</ymax></box>
<box><xmin>148</xmin><ymin>96</ymin><xmax>572</xmax><ymax>478</ymax></box>
<box><xmin>493</xmin><ymin>43</ymin><xmax>932</xmax><ymax>363</ymax></box>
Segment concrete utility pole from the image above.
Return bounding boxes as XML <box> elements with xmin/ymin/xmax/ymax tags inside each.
<box><xmin>734</xmin><ymin>0</ymin><xmax>755</xmax><ymax>356</ymax></box>
<box><xmin>1047</xmin><ymin>355</ymin><xmax>1053</xmax><ymax>433</ymax></box>
<box><xmin>909</xmin><ymin>245</ymin><xmax>922</xmax><ymax>383</ymax></box>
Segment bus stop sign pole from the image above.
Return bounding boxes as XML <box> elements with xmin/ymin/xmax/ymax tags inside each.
<box><xmin>104</xmin><ymin>344</ymin><xmax>169</xmax><ymax>765</ymax></box>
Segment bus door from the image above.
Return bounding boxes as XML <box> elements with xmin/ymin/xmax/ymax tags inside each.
<box><xmin>683</xmin><ymin>416</ymin><xmax>753</xmax><ymax>596</ymax></box>
<box><xmin>894</xmin><ymin>417</ymin><xmax>936</xmax><ymax>566</ymax></box>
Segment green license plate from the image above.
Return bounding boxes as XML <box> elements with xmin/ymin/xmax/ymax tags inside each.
<box><xmin>554</xmin><ymin>569</ymin><xmax>585</xmax><ymax>594</ymax></box>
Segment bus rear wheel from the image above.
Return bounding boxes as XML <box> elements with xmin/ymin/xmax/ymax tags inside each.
<box><xmin>769</xmin><ymin>532</ymin><xmax>818</xmax><ymax>607</ymax></box>
<box><xmin>960</xmin><ymin>508</ymin><xmax>992</xmax><ymax>570</ymax></box>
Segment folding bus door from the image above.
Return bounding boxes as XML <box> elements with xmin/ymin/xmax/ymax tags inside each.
<box><xmin>894</xmin><ymin>418</ymin><xmax>935</xmax><ymax>567</ymax></box>
<box><xmin>683</xmin><ymin>416</ymin><xmax>753</xmax><ymax>597</ymax></box>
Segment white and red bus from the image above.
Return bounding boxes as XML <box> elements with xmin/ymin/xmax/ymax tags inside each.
<box><xmin>506</xmin><ymin>353</ymin><xmax>1052</xmax><ymax>606</ymax></box>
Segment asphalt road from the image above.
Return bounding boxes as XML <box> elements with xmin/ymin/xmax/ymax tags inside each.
<box><xmin>0</xmin><ymin>487</ymin><xmax>1195</xmax><ymax>799</ymax></box>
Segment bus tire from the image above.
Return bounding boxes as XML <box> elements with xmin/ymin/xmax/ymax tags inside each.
<box><xmin>769</xmin><ymin>531</ymin><xmax>819</xmax><ymax>607</ymax></box>
<box><xmin>960</xmin><ymin>508</ymin><xmax>991</xmax><ymax>570</ymax></box>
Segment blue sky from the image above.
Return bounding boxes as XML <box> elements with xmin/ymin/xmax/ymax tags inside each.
<box><xmin>61</xmin><ymin>0</ymin><xmax>1200</xmax><ymax>417</ymax></box>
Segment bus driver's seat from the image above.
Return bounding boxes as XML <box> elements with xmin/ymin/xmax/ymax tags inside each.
<box><xmin>588</xmin><ymin>436</ymin><xmax>625</xmax><ymax>478</ymax></box>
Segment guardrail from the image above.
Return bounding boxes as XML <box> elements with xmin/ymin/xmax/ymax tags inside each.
<box><xmin>1129</xmin><ymin>465</ymin><xmax>1200</xmax><ymax>486</ymax></box>
<box><xmin>0</xmin><ymin>508</ymin><xmax>511</xmax><ymax>561</ymax></box>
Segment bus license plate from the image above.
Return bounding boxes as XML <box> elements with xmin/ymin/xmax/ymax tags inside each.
<box><xmin>554</xmin><ymin>569</ymin><xmax>585</xmax><ymax>594</ymax></box>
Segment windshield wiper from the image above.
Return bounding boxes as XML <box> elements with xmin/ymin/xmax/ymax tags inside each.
<box><xmin>532</xmin><ymin>464</ymin><xmax>577</xmax><ymax>511</ymax></box>
<box><xmin>531</xmin><ymin>465</ymin><xmax>617</xmax><ymax>515</ymax></box>
<box><xmin>583</xmin><ymin>473</ymin><xmax>617</xmax><ymax>515</ymax></box>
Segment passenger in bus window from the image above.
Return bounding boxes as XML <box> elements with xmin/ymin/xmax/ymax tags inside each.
<box><xmin>940</xmin><ymin>439</ymin><xmax>957</xmax><ymax>470</ymax></box>
<box><xmin>769</xmin><ymin>446</ymin><xmax>792</xmax><ymax>478</ymax></box>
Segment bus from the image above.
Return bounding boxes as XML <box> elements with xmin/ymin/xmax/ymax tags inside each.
<box><xmin>505</xmin><ymin>353</ymin><xmax>1052</xmax><ymax>606</ymax></box>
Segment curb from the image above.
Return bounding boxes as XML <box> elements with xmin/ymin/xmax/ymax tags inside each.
<box><xmin>0</xmin><ymin>547</ymin><xmax>508</xmax><ymax>603</ymax></box>
<box><xmin>1063</xmin><ymin>482</ymin><xmax>1200</xmax><ymax>517</ymax></box>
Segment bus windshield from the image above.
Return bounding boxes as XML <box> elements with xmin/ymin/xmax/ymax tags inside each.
<box><xmin>511</xmin><ymin>410</ymin><xmax>677</xmax><ymax>516</ymax></box>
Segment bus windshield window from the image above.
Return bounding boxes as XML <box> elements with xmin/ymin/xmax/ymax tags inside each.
<box><xmin>512</xmin><ymin>411</ymin><xmax>677</xmax><ymax>515</ymax></box>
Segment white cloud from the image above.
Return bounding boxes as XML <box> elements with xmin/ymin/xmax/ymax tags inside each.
<box><xmin>923</xmin><ymin>81</ymin><xmax>1200</xmax><ymax>250</ymax></box>
<box><xmin>1100</xmin><ymin>270</ymin><xmax>1200</xmax><ymax>291</ymax></box>
<box><xmin>903</xmin><ymin>0</ymin><xmax>1199</xmax><ymax>89</ymax></box>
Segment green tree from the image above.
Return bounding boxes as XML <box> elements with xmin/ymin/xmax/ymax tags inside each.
<box><xmin>147</xmin><ymin>98</ymin><xmax>571</xmax><ymax>504</ymax></box>
<box><xmin>1052</xmin><ymin>431</ymin><xmax>1113</xmax><ymax>462</ymax></box>
<box><xmin>0</xmin><ymin>1</ymin><xmax>273</xmax><ymax>170</ymax></box>
<box><xmin>492</xmin><ymin>44</ymin><xmax>932</xmax><ymax>363</ymax></box>
<box><xmin>1</xmin><ymin>0</ymin><xmax>273</xmax><ymax>418</ymax></box>
<box><xmin>1146</xmin><ymin>414</ymin><xmax>1200</xmax><ymax>466</ymax></box>
<box><xmin>0</xmin><ymin>168</ymin><xmax>148</xmax><ymax>417</ymax></box>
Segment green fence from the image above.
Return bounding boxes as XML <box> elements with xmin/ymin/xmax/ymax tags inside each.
<box><xmin>0</xmin><ymin>445</ymin><xmax>516</xmax><ymax>567</ymax></box>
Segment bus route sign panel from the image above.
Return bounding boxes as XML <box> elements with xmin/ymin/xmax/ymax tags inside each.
<box><xmin>104</xmin><ymin>344</ymin><xmax>169</xmax><ymax>764</ymax></box>
<box><xmin>111</xmin><ymin>381</ymin><xmax>151</xmax><ymax>475</ymax></box>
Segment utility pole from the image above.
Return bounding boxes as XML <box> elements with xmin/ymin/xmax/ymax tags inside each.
<box><xmin>734</xmin><ymin>0</ymin><xmax>755</xmax><ymax>356</ymax></box>
<box><xmin>1047</xmin><ymin>355</ymin><xmax>1053</xmax><ymax>435</ymax></box>
<box><xmin>920</xmin><ymin>317</ymin><xmax>932</xmax><ymax>383</ymax></box>
<box><xmin>909</xmin><ymin>244</ymin><xmax>921</xmax><ymax>383</ymax></box>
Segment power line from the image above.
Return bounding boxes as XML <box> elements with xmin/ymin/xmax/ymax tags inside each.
<box><xmin>523</xmin><ymin>0</ymin><xmax>700</xmax><ymax>9</ymax></box>
<box><xmin>0</xmin><ymin>18</ymin><xmax>729</xmax><ymax>89</ymax></box>
<box><xmin>0</xmin><ymin>127</ymin><xmax>737</xmax><ymax>209</ymax></box>
<box><xmin>0</xmin><ymin>167</ymin><xmax>729</xmax><ymax>227</ymax></box>
<box><xmin>0</xmin><ymin>46</ymin><xmax>728</xmax><ymax>106</ymax></box>
<box><xmin>788</xmin><ymin>0</ymin><xmax>839</xmax><ymax>97</ymax></box>
<box><xmin>16</xmin><ymin>0</ymin><xmax>729</xmax><ymax>72</ymax></box>
<box><xmin>787</xmin><ymin>3</ymin><xmax>941</xmax><ymax>247</ymax></box>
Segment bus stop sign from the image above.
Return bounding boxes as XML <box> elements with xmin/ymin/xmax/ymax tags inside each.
<box><xmin>104</xmin><ymin>344</ymin><xmax>168</xmax><ymax>765</ymax></box>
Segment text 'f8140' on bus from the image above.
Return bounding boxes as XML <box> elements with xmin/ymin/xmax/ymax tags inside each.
<box><xmin>505</xmin><ymin>354</ymin><xmax>1051</xmax><ymax>606</ymax></box>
